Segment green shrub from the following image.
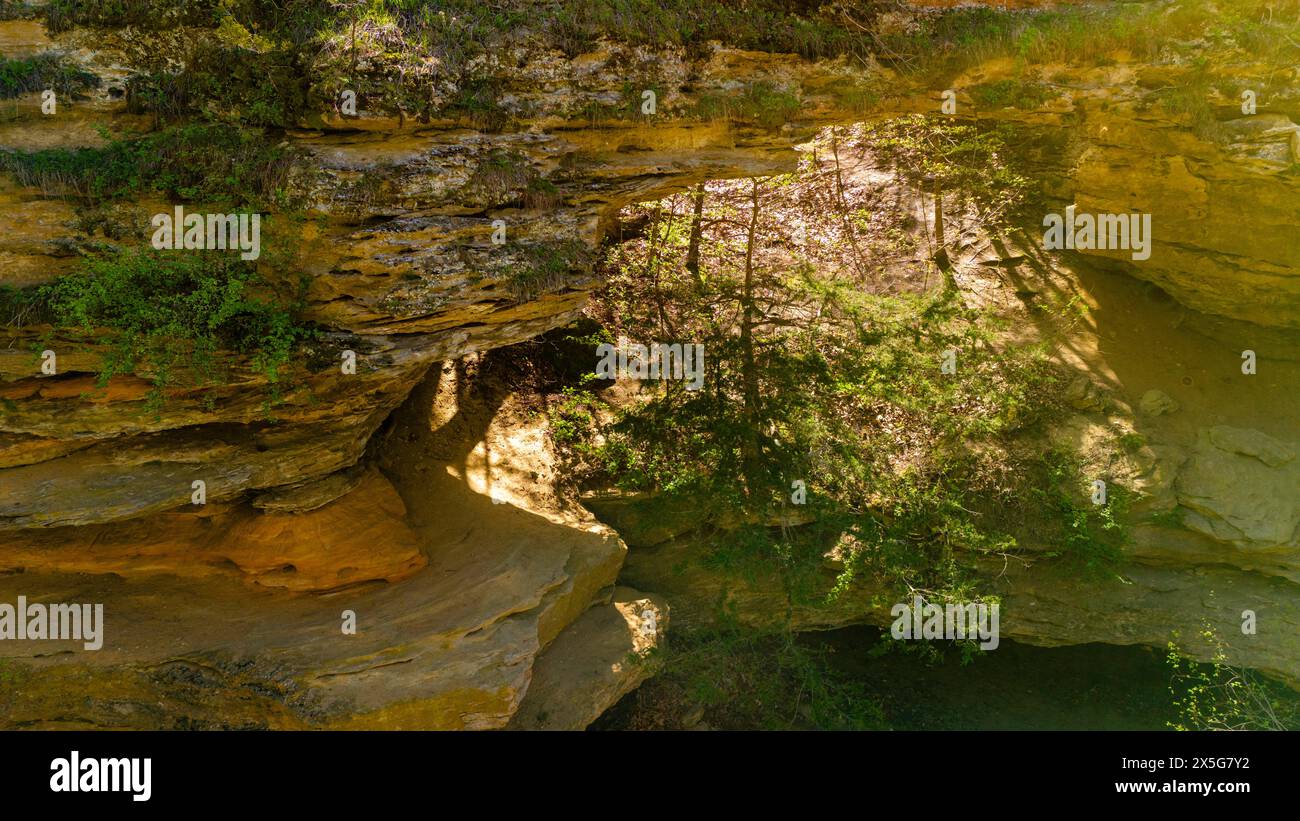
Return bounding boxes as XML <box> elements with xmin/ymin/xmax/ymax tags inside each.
<box><xmin>695</xmin><ymin>82</ymin><xmax>801</xmax><ymax>128</ymax></box>
<box><xmin>463</xmin><ymin>150</ymin><xmax>536</xmax><ymax>204</ymax></box>
<box><xmin>46</xmin><ymin>0</ymin><xmax>220</xmax><ymax>33</ymax></box>
<box><xmin>0</xmin><ymin>52</ymin><xmax>99</xmax><ymax>99</ymax></box>
<box><xmin>40</xmin><ymin>248</ymin><xmax>310</xmax><ymax>409</ymax></box>
<box><xmin>125</xmin><ymin>42</ymin><xmax>307</xmax><ymax>127</ymax></box>
<box><xmin>1167</xmin><ymin>626</ymin><xmax>1300</xmax><ymax>731</ymax></box>
<box><xmin>523</xmin><ymin>177</ymin><xmax>563</xmax><ymax>210</ymax></box>
<box><xmin>0</xmin><ymin>124</ymin><xmax>299</xmax><ymax>209</ymax></box>
<box><xmin>968</xmin><ymin>79</ymin><xmax>1052</xmax><ymax>110</ymax></box>
<box><xmin>445</xmin><ymin>77</ymin><xmax>509</xmax><ymax>131</ymax></box>
<box><xmin>501</xmin><ymin>239</ymin><xmax>591</xmax><ymax>302</ymax></box>
<box><xmin>0</xmin><ymin>284</ymin><xmax>54</xmax><ymax>330</ymax></box>
<box><xmin>0</xmin><ymin>1</ymin><xmax>39</xmax><ymax>21</ymax></box>
<box><xmin>1033</xmin><ymin>447</ymin><xmax>1129</xmax><ymax>577</ymax></box>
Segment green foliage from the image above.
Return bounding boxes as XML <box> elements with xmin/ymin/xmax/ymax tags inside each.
<box><xmin>126</xmin><ymin>52</ymin><xmax>303</xmax><ymax>128</ymax></box>
<box><xmin>547</xmin><ymin>386</ymin><xmax>601</xmax><ymax>454</ymax></box>
<box><xmin>528</xmin><ymin>0</ymin><xmax>866</xmax><ymax>61</ymax></box>
<box><xmin>859</xmin><ymin>115</ymin><xmax>1031</xmax><ymax>235</ymax></box>
<box><xmin>968</xmin><ymin>79</ymin><xmax>1052</xmax><ymax>111</ymax></box>
<box><xmin>0</xmin><ymin>1</ymin><xmax>39</xmax><ymax>21</ymax></box>
<box><xmin>559</xmin><ymin>118</ymin><xmax>1070</xmax><ymax>607</ymax></box>
<box><xmin>876</xmin><ymin>0</ymin><xmax>1295</xmax><ymax>79</ymax></box>
<box><xmin>0</xmin><ymin>124</ymin><xmax>298</xmax><ymax>209</ymax></box>
<box><xmin>500</xmin><ymin>239</ymin><xmax>591</xmax><ymax>302</ymax></box>
<box><xmin>694</xmin><ymin>82</ymin><xmax>801</xmax><ymax>128</ymax></box>
<box><xmin>632</xmin><ymin>625</ymin><xmax>886</xmax><ymax>730</ymax></box>
<box><xmin>446</xmin><ymin>77</ymin><xmax>510</xmax><ymax>131</ymax></box>
<box><xmin>40</xmin><ymin>248</ymin><xmax>311</xmax><ymax>410</ymax></box>
<box><xmin>573</xmin><ymin>82</ymin><xmax>662</xmax><ymax>124</ymax></box>
<box><xmin>43</xmin><ymin>1</ymin><xmax>1300</xmax><ymax>131</ymax></box>
<box><xmin>0</xmin><ymin>284</ymin><xmax>55</xmax><ymax>331</ymax></box>
<box><xmin>523</xmin><ymin>177</ymin><xmax>562</xmax><ymax>210</ymax></box>
<box><xmin>0</xmin><ymin>51</ymin><xmax>99</xmax><ymax>99</ymax></box>
<box><xmin>1033</xmin><ymin>447</ymin><xmax>1128</xmax><ymax>578</ymax></box>
<box><xmin>1151</xmin><ymin>65</ymin><xmax>1228</xmax><ymax>141</ymax></box>
<box><xmin>463</xmin><ymin>150</ymin><xmax>560</xmax><ymax>209</ymax></box>
<box><xmin>1118</xmin><ymin>431</ymin><xmax>1146</xmax><ymax>453</ymax></box>
<box><xmin>48</xmin><ymin>1</ymin><xmax>328</xmax><ymax>125</ymax></box>
<box><xmin>1166</xmin><ymin>626</ymin><xmax>1300</xmax><ymax>731</ymax></box>
<box><xmin>45</xmin><ymin>0</ymin><xmax>220</xmax><ymax>32</ymax></box>
<box><xmin>830</xmin><ymin>80</ymin><xmax>883</xmax><ymax>115</ymax></box>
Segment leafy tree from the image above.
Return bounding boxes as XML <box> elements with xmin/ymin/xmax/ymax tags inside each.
<box><xmin>566</xmin><ymin>117</ymin><xmax>1061</xmax><ymax>604</ymax></box>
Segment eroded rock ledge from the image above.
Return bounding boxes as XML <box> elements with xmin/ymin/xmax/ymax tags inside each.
<box><xmin>1</xmin><ymin>3</ymin><xmax>1298</xmax><ymax>724</ymax></box>
<box><xmin>0</xmin><ymin>356</ymin><xmax>650</xmax><ymax>729</ymax></box>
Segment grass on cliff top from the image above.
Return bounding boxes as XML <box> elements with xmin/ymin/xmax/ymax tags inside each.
<box><xmin>0</xmin><ymin>0</ymin><xmax>39</xmax><ymax>21</ymax></box>
<box><xmin>0</xmin><ymin>52</ymin><xmax>99</xmax><ymax>99</ymax></box>
<box><xmin>44</xmin><ymin>0</ymin><xmax>1300</xmax><ymax>65</ymax></box>
<box><xmin>0</xmin><ymin>124</ymin><xmax>298</xmax><ymax>209</ymax></box>
<box><xmin>42</xmin><ymin>1</ymin><xmax>1300</xmax><ymax>127</ymax></box>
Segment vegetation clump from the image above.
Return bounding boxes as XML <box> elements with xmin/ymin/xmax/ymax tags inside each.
<box><xmin>550</xmin><ymin>118</ymin><xmax>1076</xmax><ymax>610</ymax></box>
<box><xmin>0</xmin><ymin>52</ymin><xmax>99</xmax><ymax>99</ymax></box>
<box><xmin>0</xmin><ymin>124</ymin><xmax>299</xmax><ymax>209</ymax></box>
<box><xmin>694</xmin><ymin>82</ymin><xmax>801</xmax><ymax>128</ymax></box>
<box><xmin>0</xmin><ymin>125</ymin><xmax>309</xmax><ymax>410</ymax></box>
<box><xmin>968</xmin><ymin>79</ymin><xmax>1053</xmax><ymax>111</ymax></box>
<box><xmin>1167</xmin><ymin>627</ymin><xmax>1300</xmax><ymax>731</ymax></box>
<box><xmin>40</xmin><ymin>2</ymin><xmax>1300</xmax><ymax>130</ymax></box>
<box><xmin>501</xmin><ymin>240</ymin><xmax>592</xmax><ymax>302</ymax></box>
<box><xmin>40</xmin><ymin>248</ymin><xmax>311</xmax><ymax>410</ymax></box>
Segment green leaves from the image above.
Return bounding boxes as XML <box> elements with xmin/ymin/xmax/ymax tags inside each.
<box><xmin>558</xmin><ymin>117</ymin><xmax>1063</xmax><ymax>607</ymax></box>
<box><xmin>0</xmin><ymin>124</ymin><xmax>299</xmax><ymax>209</ymax></box>
<box><xmin>0</xmin><ymin>52</ymin><xmax>99</xmax><ymax>99</ymax></box>
<box><xmin>41</xmin><ymin>248</ymin><xmax>309</xmax><ymax>411</ymax></box>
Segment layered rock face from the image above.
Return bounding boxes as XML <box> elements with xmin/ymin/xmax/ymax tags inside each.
<box><xmin>1</xmin><ymin>353</ymin><xmax>643</xmax><ymax>729</ymax></box>
<box><xmin>0</xmin><ymin>1</ymin><xmax>1298</xmax><ymax>727</ymax></box>
<box><xmin>0</xmin><ymin>8</ymin><xmax>874</xmax><ymax>727</ymax></box>
<box><xmin>0</xmin><ymin>31</ymin><xmax>858</xmax><ymax>535</ymax></box>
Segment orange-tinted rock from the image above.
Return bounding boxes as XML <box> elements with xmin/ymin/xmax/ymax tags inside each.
<box><xmin>0</xmin><ymin>469</ymin><xmax>426</xmax><ymax>591</ymax></box>
<box><xmin>36</xmin><ymin>374</ymin><xmax>154</xmax><ymax>402</ymax></box>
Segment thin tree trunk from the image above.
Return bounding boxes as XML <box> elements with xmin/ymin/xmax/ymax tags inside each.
<box><xmin>740</xmin><ymin>179</ymin><xmax>762</xmax><ymax>496</ymax></box>
<box><xmin>830</xmin><ymin>127</ymin><xmax>870</xmax><ymax>282</ymax></box>
<box><xmin>685</xmin><ymin>183</ymin><xmax>705</xmax><ymax>286</ymax></box>
<box><xmin>932</xmin><ymin>184</ymin><xmax>945</xmax><ymax>251</ymax></box>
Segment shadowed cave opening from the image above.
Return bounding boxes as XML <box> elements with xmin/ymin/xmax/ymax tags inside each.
<box><xmin>511</xmin><ymin>114</ymin><xmax>1300</xmax><ymax>730</ymax></box>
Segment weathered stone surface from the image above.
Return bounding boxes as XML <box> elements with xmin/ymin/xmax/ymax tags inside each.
<box><xmin>0</xmin><ymin>335</ymin><xmax>457</xmax><ymax>529</ymax></box>
<box><xmin>1068</xmin><ymin>104</ymin><xmax>1300</xmax><ymax>329</ymax></box>
<box><xmin>509</xmin><ymin>587</ymin><xmax>667</xmax><ymax>730</ymax></box>
<box><xmin>7</xmin><ymin>7</ymin><xmax>1296</xmax><ymax>532</ymax></box>
<box><xmin>1138</xmin><ymin>389</ymin><xmax>1179</xmax><ymax>417</ymax></box>
<box><xmin>1176</xmin><ymin>427</ymin><xmax>1300</xmax><ymax>553</ymax></box>
<box><xmin>2</xmin><ymin>4</ymin><xmax>1299</xmax><ymax>727</ymax></box>
<box><xmin>251</xmin><ymin>465</ymin><xmax>367</xmax><ymax>513</ymax></box>
<box><xmin>0</xmin><ymin>468</ymin><xmax>426</xmax><ymax>591</ymax></box>
<box><xmin>0</xmin><ymin>358</ymin><xmax>628</xmax><ymax>729</ymax></box>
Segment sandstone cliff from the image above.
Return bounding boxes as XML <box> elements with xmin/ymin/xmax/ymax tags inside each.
<box><xmin>0</xmin><ymin>1</ymin><xmax>1297</xmax><ymax>726</ymax></box>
